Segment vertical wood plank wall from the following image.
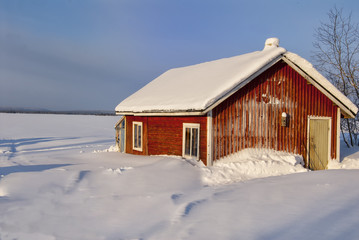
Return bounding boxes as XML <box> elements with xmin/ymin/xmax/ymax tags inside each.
<box><xmin>212</xmin><ymin>60</ymin><xmax>338</xmax><ymax>165</ymax></box>
<box><xmin>125</xmin><ymin>115</ymin><xmax>208</xmax><ymax>165</ymax></box>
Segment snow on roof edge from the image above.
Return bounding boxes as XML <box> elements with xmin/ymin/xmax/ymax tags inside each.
<box><xmin>115</xmin><ymin>47</ymin><xmax>286</xmax><ymax>114</ymax></box>
<box><xmin>283</xmin><ymin>52</ymin><xmax>358</xmax><ymax>118</ymax></box>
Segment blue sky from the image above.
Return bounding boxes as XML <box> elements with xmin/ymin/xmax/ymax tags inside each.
<box><xmin>1</xmin><ymin>0</ymin><xmax>358</xmax><ymax>111</ymax></box>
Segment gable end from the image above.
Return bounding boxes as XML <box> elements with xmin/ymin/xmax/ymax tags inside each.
<box><xmin>282</xmin><ymin>54</ymin><xmax>357</xmax><ymax>118</ymax></box>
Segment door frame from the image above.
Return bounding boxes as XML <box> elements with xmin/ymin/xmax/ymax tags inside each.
<box><xmin>306</xmin><ymin>116</ymin><xmax>332</xmax><ymax>170</ymax></box>
<box><xmin>115</xmin><ymin>116</ymin><xmax>126</xmax><ymax>152</ymax></box>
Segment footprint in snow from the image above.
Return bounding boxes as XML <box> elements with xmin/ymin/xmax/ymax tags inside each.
<box><xmin>182</xmin><ymin>199</ymin><xmax>207</xmax><ymax>217</ymax></box>
<box><xmin>171</xmin><ymin>198</ymin><xmax>207</xmax><ymax>224</ymax></box>
<box><xmin>171</xmin><ymin>193</ymin><xmax>183</xmax><ymax>204</ymax></box>
<box><xmin>105</xmin><ymin>167</ymin><xmax>133</xmax><ymax>174</ymax></box>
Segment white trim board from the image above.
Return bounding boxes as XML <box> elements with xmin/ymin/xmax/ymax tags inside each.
<box><xmin>207</xmin><ymin>111</ymin><xmax>213</xmax><ymax>166</ymax></box>
<box><xmin>336</xmin><ymin>107</ymin><xmax>341</xmax><ymax>162</ymax></box>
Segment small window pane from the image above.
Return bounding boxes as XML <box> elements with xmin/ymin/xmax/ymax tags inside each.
<box><xmin>191</xmin><ymin>128</ymin><xmax>198</xmax><ymax>157</ymax></box>
<box><xmin>138</xmin><ymin>125</ymin><xmax>142</xmax><ymax>148</ymax></box>
<box><xmin>134</xmin><ymin>124</ymin><xmax>138</xmax><ymax>148</ymax></box>
<box><xmin>185</xmin><ymin>128</ymin><xmax>191</xmax><ymax>155</ymax></box>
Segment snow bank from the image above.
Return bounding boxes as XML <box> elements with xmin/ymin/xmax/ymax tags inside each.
<box><xmin>328</xmin><ymin>145</ymin><xmax>359</xmax><ymax>169</ymax></box>
<box><xmin>93</xmin><ymin>145</ymin><xmax>118</xmax><ymax>153</ymax></box>
<box><xmin>328</xmin><ymin>158</ymin><xmax>359</xmax><ymax>169</ymax></box>
<box><xmin>201</xmin><ymin>148</ymin><xmax>308</xmax><ymax>185</ymax></box>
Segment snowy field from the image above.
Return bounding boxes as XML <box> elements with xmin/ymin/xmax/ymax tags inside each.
<box><xmin>1</xmin><ymin>113</ymin><xmax>359</xmax><ymax>240</ymax></box>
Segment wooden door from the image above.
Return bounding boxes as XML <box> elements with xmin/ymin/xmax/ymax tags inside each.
<box><xmin>308</xmin><ymin>118</ymin><xmax>330</xmax><ymax>170</ymax></box>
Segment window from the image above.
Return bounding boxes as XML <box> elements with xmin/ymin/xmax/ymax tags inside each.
<box><xmin>182</xmin><ymin>123</ymin><xmax>200</xmax><ymax>160</ymax></box>
<box><xmin>133</xmin><ymin>121</ymin><xmax>143</xmax><ymax>151</ymax></box>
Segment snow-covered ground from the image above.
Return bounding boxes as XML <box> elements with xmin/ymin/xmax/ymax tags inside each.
<box><xmin>1</xmin><ymin>113</ymin><xmax>359</xmax><ymax>240</ymax></box>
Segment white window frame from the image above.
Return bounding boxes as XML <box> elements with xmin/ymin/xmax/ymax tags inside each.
<box><xmin>182</xmin><ymin>123</ymin><xmax>200</xmax><ymax>160</ymax></box>
<box><xmin>132</xmin><ymin>121</ymin><xmax>143</xmax><ymax>152</ymax></box>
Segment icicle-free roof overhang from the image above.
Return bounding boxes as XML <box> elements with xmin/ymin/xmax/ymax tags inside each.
<box><xmin>115</xmin><ymin>38</ymin><xmax>358</xmax><ymax>118</ymax></box>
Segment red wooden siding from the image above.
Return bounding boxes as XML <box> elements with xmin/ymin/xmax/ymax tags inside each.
<box><xmin>125</xmin><ymin>116</ymin><xmax>208</xmax><ymax>165</ymax></box>
<box><xmin>212</xmin><ymin>60</ymin><xmax>338</xmax><ymax>166</ymax></box>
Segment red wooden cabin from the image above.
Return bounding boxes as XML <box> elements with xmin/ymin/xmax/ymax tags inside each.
<box><xmin>115</xmin><ymin>38</ymin><xmax>357</xmax><ymax>170</ymax></box>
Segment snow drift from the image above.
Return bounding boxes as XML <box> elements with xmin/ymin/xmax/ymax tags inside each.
<box><xmin>1</xmin><ymin>113</ymin><xmax>359</xmax><ymax>240</ymax></box>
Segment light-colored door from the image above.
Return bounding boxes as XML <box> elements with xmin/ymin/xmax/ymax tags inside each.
<box><xmin>308</xmin><ymin>118</ymin><xmax>331</xmax><ymax>170</ymax></box>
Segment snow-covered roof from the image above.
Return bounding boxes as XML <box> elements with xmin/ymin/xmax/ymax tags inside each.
<box><xmin>115</xmin><ymin>38</ymin><xmax>357</xmax><ymax>118</ymax></box>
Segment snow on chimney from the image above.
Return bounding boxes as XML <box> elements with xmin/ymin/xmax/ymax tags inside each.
<box><xmin>264</xmin><ymin>38</ymin><xmax>279</xmax><ymax>50</ymax></box>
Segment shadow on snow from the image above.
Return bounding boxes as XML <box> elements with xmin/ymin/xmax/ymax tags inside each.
<box><xmin>0</xmin><ymin>137</ymin><xmax>113</xmax><ymax>159</ymax></box>
<box><xmin>0</xmin><ymin>137</ymin><xmax>79</xmax><ymax>159</ymax></box>
<box><xmin>0</xmin><ymin>163</ymin><xmax>72</xmax><ymax>177</ymax></box>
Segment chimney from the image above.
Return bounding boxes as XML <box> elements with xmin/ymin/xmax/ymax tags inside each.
<box><xmin>264</xmin><ymin>38</ymin><xmax>280</xmax><ymax>50</ymax></box>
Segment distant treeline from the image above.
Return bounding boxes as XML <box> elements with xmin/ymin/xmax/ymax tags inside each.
<box><xmin>0</xmin><ymin>108</ymin><xmax>116</xmax><ymax>116</ymax></box>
